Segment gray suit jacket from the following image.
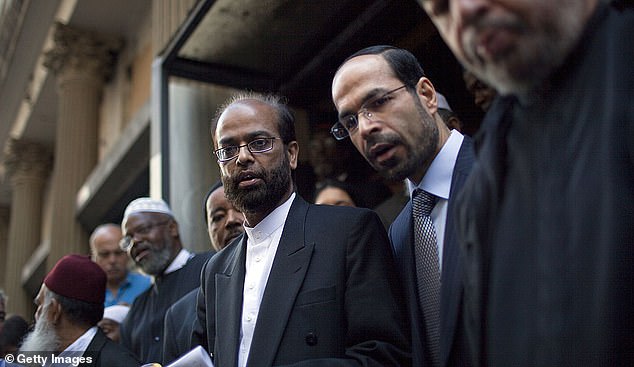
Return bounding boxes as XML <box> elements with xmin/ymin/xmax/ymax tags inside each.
<box><xmin>195</xmin><ymin>195</ymin><xmax>411</xmax><ymax>366</ymax></box>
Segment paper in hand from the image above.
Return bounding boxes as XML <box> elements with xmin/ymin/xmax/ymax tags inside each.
<box><xmin>166</xmin><ymin>346</ymin><xmax>213</xmax><ymax>367</ymax></box>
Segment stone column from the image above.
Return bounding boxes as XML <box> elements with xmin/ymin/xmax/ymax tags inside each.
<box><xmin>168</xmin><ymin>82</ymin><xmax>232</xmax><ymax>252</ymax></box>
<box><xmin>3</xmin><ymin>138</ymin><xmax>51</xmax><ymax>318</ymax></box>
<box><xmin>44</xmin><ymin>23</ymin><xmax>121</xmax><ymax>268</ymax></box>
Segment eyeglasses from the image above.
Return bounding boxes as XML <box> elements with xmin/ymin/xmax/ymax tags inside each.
<box><xmin>119</xmin><ymin>220</ymin><xmax>170</xmax><ymax>251</ymax></box>
<box><xmin>331</xmin><ymin>85</ymin><xmax>407</xmax><ymax>140</ymax></box>
<box><xmin>214</xmin><ymin>137</ymin><xmax>278</xmax><ymax>163</ymax></box>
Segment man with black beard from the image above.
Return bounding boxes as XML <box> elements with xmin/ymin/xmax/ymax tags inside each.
<box><xmin>118</xmin><ymin>198</ymin><xmax>212</xmax><ymax>363</ymax></box>
<box><xmin>20</xmin><ymin>255</ymin><xmax>138</xmax><ymax>366</ymax></box>
<box><xmin>417</xmin><ymin>0</ymin><xmax>634</xmax><ymax>366</ymax></box>
<box><xmin>331</xmin><ymin>46</ymin><xmax>475</xmax><ymax>367</ymax></box>
<box><xmin>194</xmin><ymin>92</ymin><xmax>410</xmax><ymax>367</ymax></box>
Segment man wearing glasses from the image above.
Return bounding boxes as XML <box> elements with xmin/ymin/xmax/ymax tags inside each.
<box><xmin>331</xmin><ymin>46</ymin><xmax>475</xmax><ymax>367</ymax></box>
<box><xmin>118</xmin><ymin>198</ymin><xmax>212</xmax><ymax>363</ymax></box>
<box><xmin>194</xmin><ymin>92</ymin><xmax>410</xmax><ymax>366</ymax></box>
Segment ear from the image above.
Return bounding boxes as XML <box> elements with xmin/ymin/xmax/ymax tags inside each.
<box><xmin>167</xmin><ymin>219</ymin><xmax>179</xmax><ymax>237</ymax></box>
<box><xmin>49</xmin><ymin>298</ymin><xmax>63</xmax><ymax>325</ymax></box>
<box><xmin>446</xmin><ymin>116</ymin><xmax>463</xmax><ymax>132</ymax></box>
<box><xmin>415</xmin><ymin>77</ymin><xmax>438</xmax><ymax>115</ymax></box>
<box><xmin>286</xmin><ymin>141</ymin><xmax>299</xmax><ymax>170</ymax></box>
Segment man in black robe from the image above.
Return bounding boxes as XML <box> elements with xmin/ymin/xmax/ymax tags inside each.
<box><xmin>118</xmin><ymin>197</ymin><xmax>212</xmax><ymax>363</ymax></box>
<box><xmin>418</xmin><ymin>0</ymin><xmax>634</xmax><ymax>365</ymax></box>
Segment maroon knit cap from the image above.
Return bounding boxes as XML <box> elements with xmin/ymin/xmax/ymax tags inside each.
<box><xmin>44</xmin><ymin>254</ymin><xmax>106</xmax><ymax>304</ymax></box>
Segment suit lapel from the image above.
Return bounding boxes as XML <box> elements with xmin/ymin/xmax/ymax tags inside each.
<box><xmin>390</xmin><ymin>202</ymin><xmax>429</xmax><ymax>367</ymax></box>
<box><xmin>247</xmin><ymin>196</ymin><xmax>314</xmax><ymax>367</ymax></box>
<box><xmin>439</xmin><ymin>138</ymin><xmax>475</xmax><ymax>366</ymax></box>
<box><xmin>79</xmin><ymin>329</ymin><xmax>106</xmax><ymax>367</ymax></box>
<box><xmin>215</xmin><ymin>236</ymin><xmax>247</xmax><ymax>367</ymax></box>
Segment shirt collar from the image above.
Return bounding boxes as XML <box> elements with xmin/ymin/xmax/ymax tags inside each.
<box><xmin>163</xmin><ymin>248</ymin><xmax>192</xmax><ymax>275</ymax></box>
<box><xmin>120</xmin><ymin>273</ymin><xmax>133</xmax><ymax>288</ymax></box>
<box><xmin>244</xmin><ymin>193</ymin><xmax>295</xmax><ymax>245</ymax></box>
<box><xmin>408</xmin><ymin>129</ymin><xmax>464</xmax><ymax>199</ymax></box>
<box><xmin>60</xmin><ymin>326</ymin><xmax>97</xmax><ymax>354</ymax></box>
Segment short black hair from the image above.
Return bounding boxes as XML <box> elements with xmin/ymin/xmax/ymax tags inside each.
<box><xmin>314</xmin><ymin>179</ymin><xmax>362</xmax><ymax>207</ymax></box>
<box><xmin>203</xmin><ymin>180</ymin><xmax>223</xmax><ymax>225</ymax></box>
<box><xmin>340</xmin><ymin>45</ymin><xmax>426</xmax><ymax>90</ymax></box>
<box><xmin>211</xmin><ymin>92</ymin><xmax>296</xmax><ymax>144</ymax></box>
<box><xmin>49</xmin><ymin>290</ymin><xmax>103</xmax><ymax>328</ymax></box>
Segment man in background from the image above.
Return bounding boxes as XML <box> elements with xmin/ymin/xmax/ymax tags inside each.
<box><xmin>0</xmin><ymin>315</ymin><xmax>28</xmax><ymax>359</ymax></box>
<box><xmin>204</xmin><ymin>181</ymin><xmax>245</xmax><ymax>252</ymax></box>
<box><xmin>90</xmin><ymin>224</ymin><xmax>150</xmax><ymax>307</ymax></box>
<box><xmin>418</xmin><ymin>0</ymin><xmax>634</xmax><ymax>365</ymax></box>
<box><xmin>162</xmin><ymin>182</ymin><xmax>245</xmax><ymax>364</ymax></box>
<box><xmin>119</xmin><ymin>198</ymin><xmax>212</xmax><ymax>363</ymax></box>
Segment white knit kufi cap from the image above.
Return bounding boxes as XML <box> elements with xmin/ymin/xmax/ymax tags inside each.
<box><xmin>121</xmin><ymin>197</ymin><xmax>174</xmax><ymax>229</ymax></box>
<box><xmin>103</xmin><ymin>304</ymin><xmax>130</xmax><ymax>324</ymax></box>
<box><xmin>436</xmin><ymin>92</ymin><xmax>453</xmax><ymax>111</ymax></box>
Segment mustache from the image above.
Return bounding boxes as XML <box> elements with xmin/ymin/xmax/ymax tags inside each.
<box><xmin>470</xmin><ymin>11</ymin><xmax>525</xmax><ymax>33</ymax></box>
<box><xmin>225</xmin><ymin>169</ymin><xmax>266</xmax><ymax>188</ymax></box>
<box><xmin>364</xmin><ymin>133</ymin><xmax>401</xmax><ymax>159</ymax></box>
<box><xmin>130</xmin><ymin>241</ymin><xmax>152</xmax><ymax>257</ymax></box>
<box><xmin>463</xmin><ymin>14</ymin><xmax>525</xmax><ymax>54</ymax></box>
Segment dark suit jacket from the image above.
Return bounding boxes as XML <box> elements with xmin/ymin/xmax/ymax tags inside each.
<box><xmin>195</xmin><ymin>195</ymin><xmax>411</xmax><ymax>367</ymax></box>
<box><xmin>388</xmin><ymin>137</ymin><xmax>474</xmax><ymax>367</ymax></box>
<box><xmin>79</xmin><ymin>329</ymin><xmax>139</xmax><ymax>367</ymax></box>
<box><xmin>162</xmin><ymin>289</ymin><xmax>199</xmax><ymax>364</ymax></box>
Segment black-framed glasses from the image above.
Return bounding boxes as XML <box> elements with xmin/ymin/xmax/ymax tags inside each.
<box><xmin>214</xmin><ymin>137</ymin><xmax>278</xmax><ymax>163</ymax></box>
<box><xmin>331</xmin><ymin>85</ymin><xmax>407</xmax><ymax>140</ymax></box>
<box><xmin>119</xmin><ymin>220</ymin><xmax>170</xmax><ymax>251</ymax></box>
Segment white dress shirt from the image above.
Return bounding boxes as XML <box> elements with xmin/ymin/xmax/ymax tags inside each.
<box><xmin>407</xmin><ymin>130</ymin><xmax>464</xmax><ymax>272</ymax></box>
<box><xmin>45</xmin><ymin>326</ymin><xmax>97</xmax><ymax>366</ymax></box>
<box><xmin>238</xmin><ymin>193</ymin><xmax>295</xmax><ymax>367</ymax></box>
<box><xmin>163</xmin><ymin>248</ymin><xmax>193</xmax><ymax>275</ymax></box>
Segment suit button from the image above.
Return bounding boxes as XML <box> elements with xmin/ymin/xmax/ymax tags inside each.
<box><xmin>305</xmin><ymin>332</ymin><xmax>318</xmax><ymax>346</ymax></box>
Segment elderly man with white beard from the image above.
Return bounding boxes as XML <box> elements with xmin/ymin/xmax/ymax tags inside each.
<box><xmin>118</xmin><ymin>198</ymin><xmax>212</xmax><ymax>364</ymax></box>
<box><xmin>19</xmin><ymin>254</ymin><xmax>138</xmax><ymax>366</ymax></box>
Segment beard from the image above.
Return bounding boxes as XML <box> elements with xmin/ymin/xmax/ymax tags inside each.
<box><xmin>134</xmin><ymin>241</ymin><xmax>173</xmax><ymax>276</ymax></box>
<box><xmin>223</xmin><ymin>155</ymin><xmax>292</xmax><ymax>215</ymax></box>
<box><xmin>20</xmin><ymin>305</ymin><xmax>61</xmax><ymax>352</ymax></box>
<box><xmin>366</xmin><ymin>96</ymin><xmax>438</xmax><ymax>182</ymax></box>
<box><xmin>461</xmin><ymin>2</ymin><xmax>588</xmax><ymax>97</ymax></box>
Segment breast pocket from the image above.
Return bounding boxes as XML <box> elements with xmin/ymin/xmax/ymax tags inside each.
<box><xmin>294</xmin><ymin>286</ymin><xmax>337</xmax><ymax>307</ymax></box>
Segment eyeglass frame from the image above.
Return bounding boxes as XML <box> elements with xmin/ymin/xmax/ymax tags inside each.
<box><xmin>119</xmin><ymin>220</ymin><xmax>170</xmax><ymax>251</ymax></box>
<box><xmin>213</xmin><ymin>137</ymin><xmax>279</xmax><ymax>163</ymax></box>
<box><xmin>330</xmin><ymin>85</ymin><xmax>408</xmax><ymax>140</ymax></box>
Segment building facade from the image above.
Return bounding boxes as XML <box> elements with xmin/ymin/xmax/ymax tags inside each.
<box><xmin>0</xmin><ymin>0</ymin><xmax>481</xmax><ymax>319</ymax></box>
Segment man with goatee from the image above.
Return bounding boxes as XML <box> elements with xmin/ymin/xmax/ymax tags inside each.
<box><xmin>194</xmin><ymin>92</ymin><xmax>411</xmax><ymax>367</ymax></box>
